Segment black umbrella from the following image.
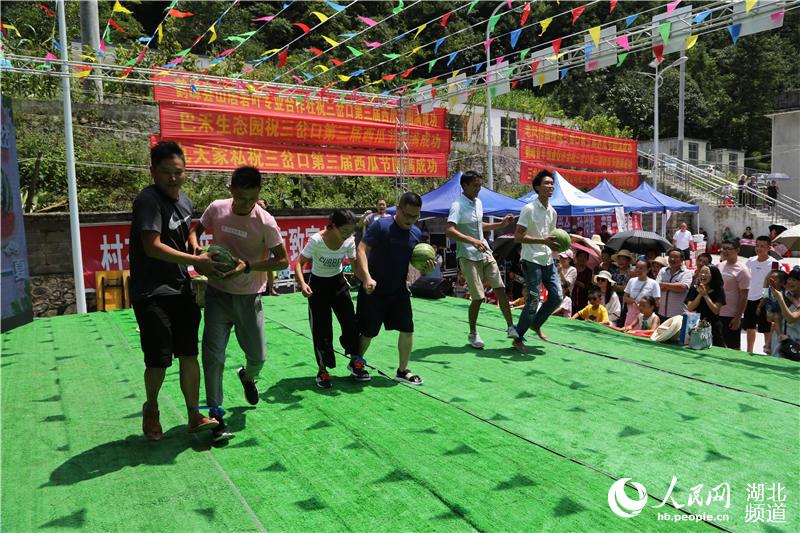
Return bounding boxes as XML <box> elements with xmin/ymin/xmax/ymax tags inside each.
<box><xmin>605</xmin><ymin>230</ymin><xmax>672</xmax><ymax>255</ymax></box>
<box><xmin>491</xmin><ymin>233</ymin><xmax>519</xmax><ymax>262</ymax></box>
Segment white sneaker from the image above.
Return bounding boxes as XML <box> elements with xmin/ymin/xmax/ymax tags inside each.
<box><xmin>507</xmin><ymin>326</ymin><xmax>520</xmax><ymax>339</ymax></box>
<box><xmin>468</xmin><ymin>332</ymin><xmax>485</xmax><ymax>349</ymax></box>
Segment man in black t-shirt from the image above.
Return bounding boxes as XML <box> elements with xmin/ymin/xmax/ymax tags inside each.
<box><xmin>130</xmin><ymin>141</ymin><xmax>224</xmax><ymax>441</ymax></box>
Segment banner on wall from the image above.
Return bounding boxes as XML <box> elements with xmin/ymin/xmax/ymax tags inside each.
<box><xmin>152</xmin><ymin>135</ymin><xmax>448</xmax><ymax>177</ymax></box>
<box><xmin>1</xmin><ymin>96</ymin><xmax>33</xmax><ymax>332</ymax></box>
<box><xmin>520</xmin><ymin>142</ymin><xmax>638</xmax><ymax>173</ymax></box>
<box><xmin>558</xmin><ymin>213</ymin><xmax>642</xmax><ymax>235</ymax></box>
<box><xmin>79</xmin><ymin>216</ymin><xmax>330</xmax><ymax>290</ymax></box>
<box><xmin>521</xmin><ymin>162</ymin><xmax>639</xmax><ymax>190</ymax></box>
<box><xmin>159</xmin><ymin>103</ymin><xmax>451</xmax><ymax>154</ymax></box>
<box><xmin>153</xmin><ymin>73</ymin><xmax>446</xmax><ymax>129</ymax></box>
<box><xmin>518</xmin><ymin>119</ymin><xmax>638</xmax><ymax>155</ymax></box>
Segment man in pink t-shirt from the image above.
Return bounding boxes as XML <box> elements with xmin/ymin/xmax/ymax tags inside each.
<box><xmin>189</xmin><ymin>166</ymin><xmax>288</xmax><ymax>441</ymax></box>
<box><xmin>718</xmin><ymin>240</ymin><xmax>751</xmax><ymax>350</ymax></box>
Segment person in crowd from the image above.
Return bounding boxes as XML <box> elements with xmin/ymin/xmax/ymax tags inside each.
<box><xmin>744</xmin><ymin>236</ymin><xmax>779</xmax><ymax>353</ymax></box>
<box><xmin>446</xmin><ymin>170</ymin><xmax>519</xmax><ymax>350</ymax></box>
<box><xmin>552</xmin><ymin>281</ymin><xmax>573</xmax><ymax>318</ymax></box>
<box><xmin>623</xmin><ymin>259</ymin><xmax>661</xmax><ymax>328</ymax></box>
<box><xmin>571</xmin><ymin>249</ymin><xmax>593</xmax><ymax>312</ymax></box>
<box><xmin>513</xmin><ymin>170</ymin><xmax>563</xmax><ymax>349</ymax></box>
<box><xmin>770</xmin><ymin>269</ymin><xmax>800</xmax><ymax>355</ymax></box>
<box><xmin>594</xmin><ymin>270</ymin><xmax>621</xmax><ymax>324</ymax></box>
<box><xmin>430</xmin><ymin>244</ymin><xmax>444</xmax><ymax>278</ymax></box>
<box><xmin>558</xmin><ymin>251</ymin><xmax>577</xmax><ymax>294</ymax></box>
<box><xmin>190</xmin><ymin>166</ymin><xmax>289</xmax><ymax>441</ymax></box>
<box><xmin>766</xmin><ymin>180</ymin><xmax>778</xmax><ymax>209</ymax></box>
<box><xmin>355</xmin><ymin>192</ymin><xmax>433</xmax><ymax>386</ymax></box>
<box><xmin>599</xmin><ymin>224</ymin><xmax>612</xmax><ymax>244</ymax></box>
<box><xmin>595</xmin><ymin>249</ymin><xmax>618</xmax><ymax>277</ymax></box>
<box><xmin>611</xmin><ymin>249</ymin><xmax>636</xmax><ymax>326</ymax></box>
<box><xmin>686</xmin><ymin>265</ymin><xmax>726</xmax><ymax>347</ymax></box>
<box><xmin>623</xmin><ymin>296</ymin><xmax>660</xmax><ymax>333</ymax></box>
<box><xmin>748</xmin><ymin>175</ymin><xmax>759</xmax><ymax>207</ymax></box>
<box><xmin>571</xmin><ymin>288</ymin><xmax>610</xmax><ymax>325</ymax></box>
<box><xmin>737</xmin><ymin>175</ymin><xmax>747</xmax><ymax>207</ymax></box>
<box><xmin>699</xmin><ymin>227</ymin><xmax>709</xmax><ymax>243</ymax></box>
<box><xmin>656</xmin><ymin>248</ymin><xmax>693</xmax><ymax>321</ymax></box>
<box><xmin>721</xmin><ymin>182</ymin><xmax>733</xmax><ymax>208</ymax></box>
<box><xmin>575</xmin><ymin>226</ymin><xmax>585</xmax><ymax>237</ymax></box>
<box><xmin>453</xmin><ymin>272</ymin><xmax>468</xmax><ymax>299</ymax></box>
<box><xmin>719</xmin><ymin>240</ymin><xmax>751</xmax><ymax>350</ymax></box>
<box><xmin>769</xmin><ymin>224</ymin><xmax>789</xmax><ymax>258</ymax></box>
<box><xmin>355</xmin><ymin>198</ymin><xmax>391</xmax><ymax>245</ymax></box>
<box><xmin>721</xmin><ymin>226</ymin><xmax>734</xmax><ymax>243</ymax></box>
<box><xmin>672</xmin><ymin>222</ymin><xmax>693</xmax><ymax>262</ymax></box>
<box><xmin>761</xmin><ymin>270</ymin><xmax>787</xmax><ymax>355</ymax></box>
<box><xmin>257</xmin><ymin>200</ymin><xmax>281</xmax><ymax>297</ymax></box>
<box><xmin>294</xmin><ymin>210</ymin><xmax>368</xmax><ymax>390</ymax></box>
<box><xmin>742</xmin><ymin>226</ymin><xmax>754</xmax><ymax>240</ymax></box>
<box><xmin>130</xmin><ymin>141</ymin><xmax>221</xmax><ymax>441</ymax></box>
<box><xmin>650</xmin><ymin>256</ymin><xmax>667</xmax><ymax>279</ymax></box>
<box><xmin>697</xmin><ymin>252</ymin><xmax>713</xmax><ymax>268</ymax></box>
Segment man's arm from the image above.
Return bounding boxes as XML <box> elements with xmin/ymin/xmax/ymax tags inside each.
<box><xmin>141</xmin><ymin>231</ymin><xmax>223</xmax><ymax>271</ymax></box>
<box><xmin>483</xmin><ymin>214</ymin><xmax>515</xmax><ymax>231</ymax></box>
<box><xmin>355</xmin><ymin>241</ymin><xmax>376</xmax><ymax>293</ymax></box>
<box><xmin>513</xmin><ymin>224</ymin><xmax>558</xmax><ymax>248</ymax></box>
<box><xmin>187</xmin><ymin>221</ymin><xmax>205</xmax><ymax>255</ymax></box>
<box><xmin>446</xmin><ymin>222</ymin><xmax>487</xmax><ymax>252</ymax></box>
<box><xmin>251</xmin><ymin>244</ymin><xmax>289</xmax><ymax>272</ymax></box>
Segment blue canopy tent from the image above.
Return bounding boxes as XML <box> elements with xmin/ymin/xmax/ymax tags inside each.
<box><xmin>518</xmin><ymin>171</ymin><xmax>621</xmax><ymax>216</ymax></box>
<box><xmin>587</xmin><ymin>179</ymin><xmax>662</xmax><ymax>213</ymax></box>
<box><xmin>387</xmin><ymin>171</ymin><xmax>527</xmax><ymax>218</ymax></box>
<box><xmin>627</xmin><ymin>182</ymin><xmax>699</xmax><ymax>213</ymax></box>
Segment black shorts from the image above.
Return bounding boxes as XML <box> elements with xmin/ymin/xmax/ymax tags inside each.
<box><xmin>357</xmin><ymin>289</ymin><xmax>414</xmax><ymax>338</ymax></box>
<box><xmin>742</xmin><ymin>299</ymin><xmax>770</xmax><ymax>333</ymax></box>
<box><xmin>133</xmin><ymin>294</ymin><xmax>201</xmax><ymax>368</ymax></box>
<box><xmin>681</xmin><ymin>248</ymin><xmax>690</xmax><ymax>260</ymax></box>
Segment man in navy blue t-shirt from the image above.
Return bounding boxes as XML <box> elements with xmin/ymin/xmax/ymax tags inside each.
<box><xmin>355</xmin><ymin>192</ymin><xmax>433</xmax><ymax>385</ymax></box>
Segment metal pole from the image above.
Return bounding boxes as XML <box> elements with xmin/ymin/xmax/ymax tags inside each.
<box><xmin>57</xmin><ymin>0</ymin><xmax>87</xmax><ymax>314</ymax></box>
<box><xmin>677</xmin><ymin>57</ymin><xmax>685</xmax><ymax>162</ymax></box>
<box><xmin>79</xmin><ymin>0</ymin><xmax>103</xmax><ymax>101</ymax></box>
<box><xmin>653</xmin><ymin>62</ymin><xmax>659</xmax><ymax>194</ymax></box>
<box><xmin>485</xmin><ymin>1</ymin><xmax>505</xmax><ymax>193</ymax></box>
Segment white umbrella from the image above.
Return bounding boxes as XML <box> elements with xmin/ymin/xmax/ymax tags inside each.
<box><xmin>773</xmin><ymin>224</ymin><xmax>800</xmax><ymax>252</ymax></box>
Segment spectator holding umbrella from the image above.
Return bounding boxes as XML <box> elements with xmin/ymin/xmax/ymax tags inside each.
<box><xmin>656</xmin><ymin>248</ymin><xmax>693</xmax><ymax>321</ymax></box>
<box><xmin>767</xmin><ymin>180</ymin><xmax>778</xmax><ymax>209</ymax></box>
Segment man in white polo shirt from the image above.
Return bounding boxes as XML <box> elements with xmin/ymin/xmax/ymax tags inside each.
<box><xmin>513</xmin><ymin>170</ymin><xmax>563</xmax><ymax>351</ymax></box>
<box><xmin>672</xmin><ymin>222</ymin><xmax>693</xmax><ymax>262</ymax></box>
<box><xmin>744</xmin><ymin>235</ymin><xmax>778</xmax><ymax>353</ymax></box>
<box><xmin>447</xmin><ymin>170</ymin><xmax>519</xmax><ymax>349</ymax></box>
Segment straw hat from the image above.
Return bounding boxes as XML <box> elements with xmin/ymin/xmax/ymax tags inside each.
<box><xmin>651</xmin><ymin>315</ymin><xmax>683</xmax><ymax>343</ymax></box>
<box><xmin>593</xmin><ymin>270</ymin><xmax>616</xmax><ymax>286</ymax></box>
<box><xmin>611</xmin><ymin>249</ymin><xmax>637</xmax><ymax>263</ymax></box>
<box><xmin>591</xmin><ymin>234</ymin><xmax>605</xmax><ymax>247</ymax></box>
<box><xmin>651</xmin><ymin>256</ymin><xmax>669</xmax><ymax>268</ymax></box>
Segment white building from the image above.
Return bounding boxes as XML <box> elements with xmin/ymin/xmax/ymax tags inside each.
<box><xmin>638</xmin><ymin>137</ymin><xmax>745</xmax><ymax>174</ymax></box>
<box><xmin>767</xmin><ymin>91</ymin><xmax>800</xmax><ymax>205</ymax></box>
<box><xmin>445</xmin><ymin>103</ymin><xmax>567</xmax><ymax>147</ymax></box>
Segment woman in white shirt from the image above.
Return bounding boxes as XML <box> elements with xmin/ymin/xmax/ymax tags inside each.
<box><xmin>294</xmin><ymin>210</ymin><xmax>369</xmax><ymax>389</ymax></box>
<box><xmin>558</xmin><ymin>251</ymin><xmax>577</xmax><ymax>294</ymax></box>
<box><xmin>623</xmin><ymin>260</ymin><xmax>661</xmax><ymax>327</ymax></box>
<box><xmin>593</xmin><ymin>271</ymin><xmax>621</xmax><ymax>324</ymax></box>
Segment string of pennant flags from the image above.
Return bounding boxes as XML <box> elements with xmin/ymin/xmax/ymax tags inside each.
<box><xmin>0</xmin><ymin>0</ymin><xmax>791</xmax><ymax>110</ymax></box>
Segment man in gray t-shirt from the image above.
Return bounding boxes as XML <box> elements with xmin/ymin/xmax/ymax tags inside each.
<box><xmin>447</xmin><ymin>171</ymin><xmax>519</xmax><ymax>350</ymax></box>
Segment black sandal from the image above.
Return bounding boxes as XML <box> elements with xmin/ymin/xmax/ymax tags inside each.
<box><xmin>395</xmin><ymin>368</ymin><xmax>423</xmax><ymax>386</ymax></box>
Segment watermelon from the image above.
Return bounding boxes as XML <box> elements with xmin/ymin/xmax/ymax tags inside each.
<box><xmin>202</xmin><ymin>244</ymin><xmax>239</xmax><ymax>273</ymax></box>
<box><xmin>550</xmin><ymin>228</ymin><xmax>572</xmax><ymax>253</ymax></box>
<box><xmin>411</xmin><ymin>243</ymin><xmax>436</xmax><ymax>270</ymax></box>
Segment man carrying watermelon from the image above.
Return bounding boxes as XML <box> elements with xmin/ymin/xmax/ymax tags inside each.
<box><xmin>130</xmin><ymin>141</ymin><xmax>226</xmax><ymax>441</ymax></box>
<box><xmin>513</xmin><ymin>170</ymin><xmax>565</xmax><ymax>350</ymax></box>
<box><xmin>189</xmin><ymin>166</ymin><xmax>289</xmax><ymax>442</ymax></box>
<box><xmin>446</xmin><ymin>170</ymin><xmax>520</xmax><ymax>350</ymax></box>
<box><xmin>355</xmin><ymin>192</ymin><xmax>434</xmax><ymax>385</ymax></box>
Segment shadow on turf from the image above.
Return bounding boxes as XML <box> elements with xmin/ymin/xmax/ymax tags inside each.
<box><xmin>264</xmin><ymin>374</ymin><xmax>397</xmax><ymax>405</ymax></box>
<box><xmin>412</xmin><ymin>344</ymin><xmax>544</xmax><ymax>362</ymax></box>
<box><xmin>42</xmin><ymin>427</ymin><xmax>207</xmax><ymax>487</ymax></box>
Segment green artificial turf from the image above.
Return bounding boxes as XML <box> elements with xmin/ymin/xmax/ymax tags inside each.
<box><xmin>1</xmin><ymin>293</ymin><xmax>797</xmax><ymax>532</ymax></box>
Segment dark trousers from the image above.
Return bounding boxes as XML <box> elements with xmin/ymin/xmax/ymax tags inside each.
<box><xmin>720</xmin><ymin>316</ymin><xmax>741</xmax><ymax>350</ymax></box>
<box><xmin>308</xmin><ymin>274</ymin><xmax>359</xmax><ymax>369</ymax></box>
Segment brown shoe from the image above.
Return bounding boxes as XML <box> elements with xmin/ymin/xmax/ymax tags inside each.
<box><xmin>142</xmin><ymin>402</ymin><xmax>163</xmax><ymax>441</ymax></box>
<box><xmin>188</xmin><ymin>410</ymin><xmax>219</xmax><ymax>433</ymax></box>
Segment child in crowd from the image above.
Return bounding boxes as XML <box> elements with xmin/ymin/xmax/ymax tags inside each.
<box><xmin>511</xmin><ymin>286</ymin><xmax>528</xmax><ymax>310</ymax></box>
<box><xmin>762</xmin><ymin>270</ymin><xmax>787</xmax><ymax>354</ymax></box>
<box><xmin>553</xmin><ymin>281</ymin><xmax>572</xmax><ymax>318</ymax></box>
<box><xmin>453</xmin><ymin>272</ymin><xmax>468</xmax><ymax>299</ymax></box>
<box><xmin>571</xmin><ymin>289</ymin><xmax>610</xmax><ymax>325</ymax></box>
<box><xmin>624</xmin><ymin>296</ymin><xmax>661</xmax><ymax>333</ymax></box>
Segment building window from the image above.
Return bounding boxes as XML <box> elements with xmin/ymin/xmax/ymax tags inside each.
<box><xmin>446</xmin><ymin>113</ymin><xmax>466</xmax><ymax>142</ymax></box>
<box><xmin>688</xmin><ymin>142</ymin><xmax>699</xmax><ymax>163</ymax></box>
<box><xmin>500</xmin><ymin>116</ymin><xmax>517</xmax><ymax>147</ymax></box>
<box><xmin>729</xmin><ymin>152</ymin><xmax>739</xmax><ymax>168</ymax></box>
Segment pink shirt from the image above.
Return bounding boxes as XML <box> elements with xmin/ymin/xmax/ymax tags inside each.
<box><xmin>719</xmin><ymin>261</ymin><xmax>751</xmax><ymax>318</ymax></box>
<box><xmin>200</xmin><ymin>199</ymin><xmax>283</xmax><ymax>295</ymax></box>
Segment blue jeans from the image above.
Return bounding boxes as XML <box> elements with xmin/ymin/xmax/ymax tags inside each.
<box><xmin>516</xmin><ymin>260</ymin><xmax>563</xmax><ymax>339</ymax></box>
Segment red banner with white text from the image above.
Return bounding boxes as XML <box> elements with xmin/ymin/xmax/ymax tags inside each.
<box><xmin>80</xmin><ymin>216</ymin><xmax>329</xmax><ymax>290</ymax></box>
<box><xmin>159</xmin><ymin>103</ymin><xmax>450</xmax><ymax>154</ymax></box>
<box><xmin>151</xmin><ymin>136</ymin><xmax>447</xmax><ymax>177</ymax></box>
<box><xmin>153</xmin><ymin>73</ymin><xmax>446</xmax><ymax>129</ymax></box>
<box><xmin>521</xmin><ymin>162</ymin><xmax>639</xmax><ymax>190</ymax></box>
<box><xmin>519</xmin><ymin>141</ymin><xmax>638</xmax><ymax>173</ymax></box>
<box><xmin>518</xmin><ymin>120</ymin><xmax>637</xmax><ymax>154</ymax></box>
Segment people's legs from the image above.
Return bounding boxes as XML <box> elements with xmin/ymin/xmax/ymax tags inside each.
<box><xmin>494</xmin><ymin>288</ymin><xmax>514</xmax><ymax>326</ymax></box>
<box><xmin>202</xmin><ymin>287</ymin><xmax>234</xmax><ymax>408</ymax></box>
<box><xmin>233</xmin><ymin>294</ymin><xmax>267</xmax><ymax>380</ymax></box>
<box><xmin>330</xmin><ymin>277</ymin><xmax>360</xmax><ymax>358</ymax></box>
<box><xmin>359</xmin><ymin>335</ymin><xmax>373</xmax><ymax>357</ymax></box>
<box><xmin>460</xmin><ymin>258</ymin><xmax>485</xmax><ymax>334</ymax></box>
<box><xmin>398</xmin><ymin>331</ymin><xmax>412</xmax><ymax>371</ymax></box>
<box><xmin>308</xmin><ymin>278</ymin><xmax>336</xmax><ymax>370</ymax></box>
<box><xmin>720</xmin><ymin>316</ymin><xmax>741</xmax><ymax>350</ymax></box>
<box><xmin>531</xmin><ymin>262</ymin><xmax>563</xmax><ymax>335</ymax></box>
<box><xmin>515</xmin><ymin>261</ymin><xmax>543</xmax><ymax>338</ymax></box>
<box><xmin>144</xmin><ymin>367</ymin><xmax>166</xmax><ymax>406</ymax></box>
<box><xmin>178</xmin><ymin>355</ymin><xmax>202</xmax><ymax>410</ymax></box>
<box><xmin>746</xmin><ymin>329</ymin><xmax>756</xmax><ymax>352</ymax></box>
<box><xmin>468</xmin><ymin>299</ymin><xmax>482</xmax><ymax>333</ymax></box>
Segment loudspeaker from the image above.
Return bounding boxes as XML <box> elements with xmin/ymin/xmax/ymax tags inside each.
<box><xmin>410</xmin><ymin>276</ymin><xmax>448</xmax><ymax>299</ymax></box>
